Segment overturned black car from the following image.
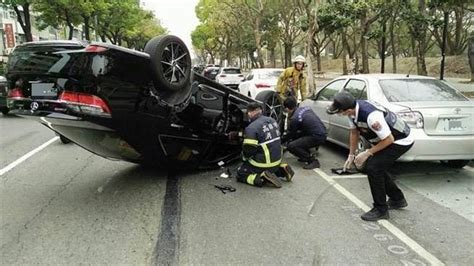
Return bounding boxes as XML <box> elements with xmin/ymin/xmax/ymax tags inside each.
<box><xmin>6</xmin><ymin>35</ymin><xmax>283</xmax><ymax>169</ymax></box>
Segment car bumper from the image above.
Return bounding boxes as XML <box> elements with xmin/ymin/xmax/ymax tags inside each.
<box><xmin>399</xmin><ymin>128</ymin><xmax>474</xmax><ymax>161</ymax></box>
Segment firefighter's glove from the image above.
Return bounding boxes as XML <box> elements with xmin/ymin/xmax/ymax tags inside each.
<box><xmin>354</xmin><ymin>151</ymin><xmax>373</xmax><ymax>169</ymax></box>
<box><xmin>228</xmin><ymin>131</ymin><xmax>240</xmax><ymax>140</ymax></box>
<box><xmin>343</xmin><ymin>154</ymin><xmax>355</xmax><ymax>172</ymax></box>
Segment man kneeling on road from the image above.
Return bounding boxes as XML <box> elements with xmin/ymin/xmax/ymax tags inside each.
<box><xmin>327</xmin><ymin>92</ymin><xmax>414</xmax><ymax>221</ymax></box>
<box><xmin>282</xmin><ymin>97</ymin><xmax>327</xmax><ymax>169</ymax></box>
<box><xmin>235</xmin><ymin>102</ymin><xmax>294</xmax><ymax>188</ymax></box>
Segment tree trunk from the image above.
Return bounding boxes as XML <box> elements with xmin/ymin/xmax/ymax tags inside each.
<box><xmin>270</xmin><ymin>47</ymin><xmax>276</xmax><ymax>68</ymax></box>
<box><xmin>68</xmin><ymin>24</ymin><xmax>74</xmax><ymax>40</ymax></box>
<box><xmin>13</xmin><ymin>4</ymin><xmax>33</xmax><ymax>42</ymax></box>
<box><xmin>83</xmin><ymin>15</ymin><xmax>91</xmax><ymax>41</ymax></box>
<box><xmin>360</xmin><ymin>14</ymin><xmax>369</xmax><ymax>74</ymax></box>
<box><xmin>341</xmin><ymin>32</ymin><xmax>348</xmax><ymax>75</ymax></box>
<box><xmin>468</xmin><ymin>37</ymin><xmax>474</xmax><ymax>82</ymax></box>
<box><xmin>389</xmin><ymin>15</ymin><xmax>397</xmax><ymax>73</ymax></box>
<box><xmin>284</xmin><ymin>43</ymin><xmax>292</xmax><ymax>68</ymax></box>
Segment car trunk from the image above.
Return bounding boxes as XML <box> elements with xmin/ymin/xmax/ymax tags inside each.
<box><xmin>398</xmin><ymin>101</ymin><xmax>474</xmax><ymax>136</ymax></box>
<box><xmin>6</xmin><ymin>41</ymin><xmax>88</xmax><ymax>99</ymax></box>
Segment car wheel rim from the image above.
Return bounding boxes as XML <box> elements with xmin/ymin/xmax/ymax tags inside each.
<box><xmin>263</xmin><ymin>94</ymin><xmax>282</xmax><ymax>122</ymax></box>
<box><xmin>160</xmin><ymin>42</ymin><xmax>189</xmax><ymax>84</ymax></box>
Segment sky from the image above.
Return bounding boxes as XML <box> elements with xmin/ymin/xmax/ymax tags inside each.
<box><xmin>141</xmin><ymin>0</ymin><xmax>200</xmax><ymax>56</ymax></box>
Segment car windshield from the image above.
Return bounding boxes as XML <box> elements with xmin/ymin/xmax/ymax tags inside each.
<box><xmin>258</xmin><ymin>70</ymin><xmax>282</xmax><ymax>79</ymax></box>
<box><xmin>379</xmin><ymin>79</ymin><xmax>468</xmax><ymax>102</ymax></box>
<box><xmin>223</xmin><ymin>68</ymin><xmax>241</xmax><ymax>74</ymax></box>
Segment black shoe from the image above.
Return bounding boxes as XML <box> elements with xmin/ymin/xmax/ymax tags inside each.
<box><xmin>281</xmin><ymin>163</ymin><xmax>295</xmax><ymax>182</ymax></box>
<box><xmin>361</xmin><ymin>207</ymin><xmax>389</xmax><ymax>221</ymax></box>
<box><xmin>303</xmin><ymin>159</ymin><xmax>320</xmax><ymax>169</ymax></box>
<box><xmin>297</xmin><ymin>158</ymin><xmax>307</xmax><ymax>163</ymax></box>
<box><xmin>388</xmin><ymin>198</ymin><xmax>408</xmax><ymax>209</ymax></box>
<box><xmin>261</xmin><ymin>171</ymin><xmax>282</xmax><ymax>188</ymax></box>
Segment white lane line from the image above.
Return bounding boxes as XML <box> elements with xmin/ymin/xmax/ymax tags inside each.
<box><xmin>331</xmin><ymin>174</ymin><xmax>367</xmax><ymax>179</ymax></box>
<box><xmin>313</xmin><ymin>168</ymin><xmax>445</xmax><ymax>266</ymax></box>
<box><xmin>0</xmin><ymin>137</ymin><xmax>59</xmax><ymax>176</ymax></box>
<box><xmin>464</xmin><ymin>165</ymin><xmax>474</xmax><ymax>172</ymax></box>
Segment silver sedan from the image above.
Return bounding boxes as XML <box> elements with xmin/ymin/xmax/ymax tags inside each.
<box><xmin>300</xmin><ymin>74</ymin><xmax>473</xmax><ymax>168</ymax></box>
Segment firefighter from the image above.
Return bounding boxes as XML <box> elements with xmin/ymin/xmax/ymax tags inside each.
<box><xmin>235</xmin><ymin>102</ymin><xmax>294</xmax><ymax>188</ymax></box>
<box><xmin>282</xmin><ymin>97</ymin><xmax>327</xmax><ymax>169</ymax></box>
<box><xmin>327</xmin><ymin>92</ymin><xmax>414</xmax><ymax>221</ymax></box>
<box><xmin>276</xmin><ymin>55</ymin><xmax>308</xmax><ymax>101</ymax></box>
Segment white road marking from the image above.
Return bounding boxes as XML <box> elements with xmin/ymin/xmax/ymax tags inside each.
<box><xmin>464</xmin><ymin>165</ymin><xmax>474</xmax><ymax>172</ymax></box>
<box><xmin>331</xmin><ymin>174</ymin><xmax>367</xmax><ymax>179</ymax></box>
<box><xmin>0</xmin><ymin>137</ymin><xmax>59</xmax><ymax>176</ymax></box>
<box><xmin>313</xmin><ymin>168</ymin><xmax>445</xmax><ymax>266</ymax></box>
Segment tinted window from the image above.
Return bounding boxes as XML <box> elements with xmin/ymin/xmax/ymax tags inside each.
<box><xmin>223</xmin><ymin>68</ymin><xmax>241</xmax><ymax>74</ymax></box>
<box><xmin>316</xmin><ymin>79</ymin><xmax>346</xmax><ymax>101</ymax></box>
<box><xmin>379</xmin><ymin>79</ymin><xmax>468</xmax><ymax>102</ymax></box>
<box><xmin>258</xmin><ymin>70</ymin><xmax>283</xmax><ymax>79</ymax></box>
<box><xmin>343</xmin><ymin>79</ymin><xmax>367</xmax><ymax>100</ymax></box>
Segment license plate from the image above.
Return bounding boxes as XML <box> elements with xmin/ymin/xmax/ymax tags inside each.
<box><xmin>445</xmin><ymin>119</ymin><xmax>463</xmax><ymax>131</ymax></box>
<box><xmin>31</xmin><ymin>83</ymin><xmax>56</xmax><ymax>97</ymax></box>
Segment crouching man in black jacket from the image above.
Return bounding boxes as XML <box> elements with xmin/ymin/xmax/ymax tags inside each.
<box><xmin>282</xmin><ymin>97</ymin><xmax>327</xmax><ymax>169</ymax></box>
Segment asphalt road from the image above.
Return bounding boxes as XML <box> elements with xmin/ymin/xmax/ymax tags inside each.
<box><xmin>1</xmin><ymin>115</ymin><xmax>473</xmax><ymax>265</ymax></box>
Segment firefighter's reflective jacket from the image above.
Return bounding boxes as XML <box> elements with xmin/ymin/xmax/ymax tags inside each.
<box><xmin>276</xmin><ymin>66</ymin><xmax>307</xmax><ymax>100</ymax></box>
<box><xmin>242</xmin><ymin>114</ymin><xmax>282</xmax><ymax>168</ymax></box>
<box><xmin>352</xmin><ymin>100</ymin><xmax>410</xmax><ymax>144</ymax></box>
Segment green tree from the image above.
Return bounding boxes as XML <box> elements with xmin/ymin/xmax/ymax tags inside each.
<box><xmin>34</xmin><ymin>0</ymin><xmax>82</xmax><ymax>40</ymax></box>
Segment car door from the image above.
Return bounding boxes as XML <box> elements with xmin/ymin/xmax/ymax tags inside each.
<box><xmin>302</xmin><ymin>79</ymin><xmax>347</xmax><ymax>140</ymax></box>
<box><xmin>330</xmin><ymin>78</ymin><xmax>369</xmax><ymax>147</ymax></box>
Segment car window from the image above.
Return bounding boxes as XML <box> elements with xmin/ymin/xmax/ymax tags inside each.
<box><xmin>343</xmin><ymin>79</ymin><xmax>367</xmax><ymax>100</ymax></box>
<box><xmin>379</xmin><ymin>79</ymin><xmax>468</xmax><ymax>102</ymax></box>
<box><xmin>315</xmin><ymin>79</ymin><xmax>346</xmax><ymax>101</ymax></box>
<box><xmin>258</xmin><ymin>70</ymin><xmax>283</xmax><ymax>79</ymax></box>
<box><xmin>223</xmin><ymin>68</ymin><xmax>241</xmax><ymax>74</ymax></box>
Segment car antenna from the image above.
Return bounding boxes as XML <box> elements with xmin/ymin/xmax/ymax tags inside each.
<box><xmin>406</xmin><ymin>62</ymin><xmax>416</xmax><ymax>77</ymax></box>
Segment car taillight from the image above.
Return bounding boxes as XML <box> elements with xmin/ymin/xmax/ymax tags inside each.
<box><xmin>7</xmin><ymin>88</ymin><xmax>24</xmax><ymax>99</ymax></box>
<box><xmin>85</xmin><ymin>45</ymin><xmax>108</xmax><ymax>53</ymax></box>
<box><xmin>397</xmin><ymin>111</ymin><xmax>423</xmax><ymax>128</ymax></box>
<box><xmin>255</xmin><ymin>83</ymin><xmax>271</xmax><ymax>88</ymax></box>
<box><xmin>59</xmin><ymin>90</ymin><xmax>111</xmax><ymax>117</ymax></box>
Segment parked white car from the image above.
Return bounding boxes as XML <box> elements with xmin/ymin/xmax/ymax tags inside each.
<box><xmin>238</xmin><ymin>68</ymin><xmax>284</xmax><ymax>99</ymax></box>
<box><xmin>300</xmin><ymin>74</ymin><xmax>473</xmax><ymax>168</ymax></box>
<box><xmin>215</xmin><ymin>67</ymin><xmax>244</xmax><ymax>90</ymax></box>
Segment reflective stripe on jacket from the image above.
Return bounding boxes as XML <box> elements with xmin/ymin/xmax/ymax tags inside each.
<box><xmin>243</xmin><ymin>115</ymin><xmax>282</xmax><ymax>168</ymax></box>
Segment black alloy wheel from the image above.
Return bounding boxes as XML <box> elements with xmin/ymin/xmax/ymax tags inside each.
<box><xmin>144</xmin><ymin>35</ymin><xmax>193</xmax><ymax>107</ymax></box>
<box><xmin>255</xmin><ymin>90</ymin><xmax>283</xmax><ymax>125</ymax></box>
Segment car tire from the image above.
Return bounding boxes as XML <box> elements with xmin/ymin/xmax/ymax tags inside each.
<box><xmin>255</xmin><ymin>90</ymin><xmax>283</xmax><ymax>125</ymax></box>
<box><xmin>59</xmin><ymin>135</ymin><xmax>72</xmax><ymax>144</ymax></box>
<box><xmin>1</xmin><ymin>107</ymin><xmax>9</xmax><ymax>115</ymax></box>
<box><xmin>440</xmin><ymin>160</ymin><xmax>470</xmax><ymax>168</ymax></box>
<box><xmin>144</xmin><ymin>35</ymin><xmax>192</xmax><ymax>108</ymax></box>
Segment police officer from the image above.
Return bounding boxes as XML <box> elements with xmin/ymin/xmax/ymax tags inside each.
<box><xmin>327</xmin><ymin>92</ymin><xmax>414</xmax><ymax>221</ymax></box>
<box><xmin>282</xmin><ymin>97</ymin><xmax>327</xmax><ymax>169</ymax></box>
<box><xmin>236</xmin><ymin>102</ymin><xmax>294</xmax><ymax>188</ymax></box>
<box><xmin>276</xmin><ymin>55</ymin><xmax>308</xmax><ymax>101</ymax></box>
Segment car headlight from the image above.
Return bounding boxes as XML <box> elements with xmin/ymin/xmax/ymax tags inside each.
<box><xmin>396</xmin><ymin>111</ymin><xmax>424</xmax><ymax>128</ymax></box>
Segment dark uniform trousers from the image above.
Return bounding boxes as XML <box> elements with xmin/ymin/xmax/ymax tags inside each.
<box><xmin>366</xmin><ymin>142</ymin><xmax>413</xmax><ymax>211</ymax></box>
<box><xmin>287</xmin><ymin>135</ymin><xmax>326</xmax><ymax>162</ymax></box>
<box><xmin>237</xmin><ymin>162</ymin><xmax>291</xmax><ymax>187</ymax></box>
